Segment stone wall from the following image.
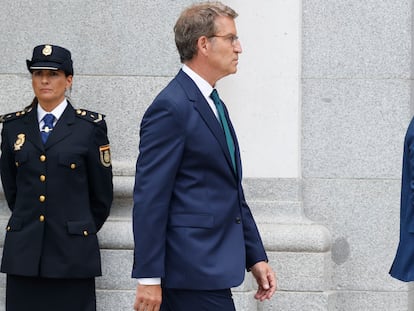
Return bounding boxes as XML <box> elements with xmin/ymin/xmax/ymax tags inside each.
<box><xmin>0</xmin><ymin>0</ymin><xmax>412</xmax><ymax>310</ymax></box>
<box><xmin>302</xmin><ymin>0</ymin><xmax>413</xmax><ymax>310</ymax></box>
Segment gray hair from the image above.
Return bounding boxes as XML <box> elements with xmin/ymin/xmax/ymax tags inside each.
<box><xmin>174</xmin><ymin>1</ymin><xmax>238</xmax><ymax>63</ymax></box>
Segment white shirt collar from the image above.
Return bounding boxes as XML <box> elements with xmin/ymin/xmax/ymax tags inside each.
<box><xmin>182</xmin><ymin>64</ymin><xmax>218</xmax><ymax>118</ymax></box>
<box><xmin>37</xmin><ymin>98</ymin><xmax>68</xmax><ymax>123</ymax></box>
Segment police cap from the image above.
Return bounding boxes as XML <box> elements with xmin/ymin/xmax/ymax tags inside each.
<box><xmin>26</xmin><ymin>44</ymin><xmax>73</xmax><ymax>76</ymax></box>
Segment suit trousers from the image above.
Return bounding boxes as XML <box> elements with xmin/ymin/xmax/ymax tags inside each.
<box><xmin>160</xmin><ymin>288</ymin><xmax>236</xmax><ymax>311</ymax></box>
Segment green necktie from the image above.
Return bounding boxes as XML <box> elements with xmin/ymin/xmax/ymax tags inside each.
<box><xmin>210</xmin><ymin>89</ymin><xmax>236</xmax><ymax>172</ymax></box>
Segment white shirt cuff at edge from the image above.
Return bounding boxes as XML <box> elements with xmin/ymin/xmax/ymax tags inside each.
<box><xmin>138</xmin><ymin>278</ymin><xmax>161</xmax><ymax>285</ymax></box>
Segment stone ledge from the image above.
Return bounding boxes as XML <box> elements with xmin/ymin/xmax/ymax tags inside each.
<box><xmin>113</xmin><ymin>174</ymin><xmax>135</xmax><ymax>197</ymax></box>
<box><xmin>333</xmin><ymin>290</ymin><xmax>412</xmax><ymax>311</ymax></box>
<box><xmin>0</xmin><ymin>245</ymin><xmax>333</xmax><ymax>311</ymax></box>
<box><xmin>269</xmin><ymin>251</ymin><xmax>331</xmax><ymax>291</ymax></box>
<box><xmin>260</xmin><ymin>290</ymin><xmax>336</xmax><ymax>311</ymax></box>
<box><xmin>0</xmin><ymin>174</ymin><xmax>331</xmax><ymax>255</ymax></box>
<box><xmin>258</xmin><ymin>223</ymin><xmax>331</xmax><ymax>252</ymax></box>
<box><xmin>111</xmin><ymin>173</ymin><xmax>303</xmax><ymax>201</ymax></box>
<box><xmin>0</xmin><ymin>210</ymin><xmax>332</xmax><ymax>253</ymax></box>
<box><xmin>98</xmin><ymin>220</ymin><xmax>331</xmax><ymax>254</ymax></box>
<box><xmin>99</xmin><ymin>249</ymin><xmax>331</xmax><ymax>292</ymax></box>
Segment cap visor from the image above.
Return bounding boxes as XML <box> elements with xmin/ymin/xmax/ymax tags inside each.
<box><xmin>29</xmin><ymin>61</ymin><xmax>61</xmax><ymax>71</ymax></box>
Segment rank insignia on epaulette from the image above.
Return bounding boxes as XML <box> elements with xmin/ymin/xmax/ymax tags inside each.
<box><xmin>0</xmin><ymin>106</ymin><xmax>32</xmax><ymax>123</ymax></box>
<box><xmin>99</xmin><ymin>144</ymin><xmax>111</xmax><ymax>167</ymax></box>
<box><xmin>76</xmin><ymin>109</ymin><xmax>104</xmax><ymax>123</ymax></box>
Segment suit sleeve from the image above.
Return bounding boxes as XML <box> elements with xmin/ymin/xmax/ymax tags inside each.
<box><xmin>87</xmin><ymin>120</ymin><xmax>113</xmax><ymax>231</ymax></box>
<box><xmin>132</xmin><ymin>98</ymin><xmax>185</xmax><ymax>279</ymax></box>
<box><xmin>0</xmin><ymin>125</ymin><xmax>17</xmax><ymax>211</ymax></box>
<box><xmin>239</xmin><ymin>188</ymin><xmax>268</xmax><ymax>269</ymax></box>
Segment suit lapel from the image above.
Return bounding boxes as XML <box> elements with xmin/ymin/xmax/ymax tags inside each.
<box><xmin>221</xmin><ymin>103</ymin><xmax>242</xmax><ymax>178</ymax></box>
<box><xmin>176</xmin><ymin>70</ymin><xmax>238</xmax><ymax>178</ymax></box>
<box><xmin>22</xmin><ymin>108</ymin><xmax>44</xmax><ymax>151</ymax></box>
<box><xmin>44</xmin><ymin>104</ymin><xmax>75</xmax><ymax>149</ymax></box>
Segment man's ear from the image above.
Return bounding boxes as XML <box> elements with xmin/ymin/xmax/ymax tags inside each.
<box><xmin>197</xmin><ymin>36</ymin><xmax>210</xmax><ymax>56</ymax></box>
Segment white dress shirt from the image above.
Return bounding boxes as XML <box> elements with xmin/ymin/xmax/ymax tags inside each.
<box><xmin>182</xmin><ymin>64</ymin><xmax>219</xmax><ymax>119</ymax></box>
<box><xmin>37</xmin><ymin>98</ymin><xmax>68</xmax><ymax>130</ymax></box>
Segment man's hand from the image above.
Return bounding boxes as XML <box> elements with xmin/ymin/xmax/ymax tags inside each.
<box><xmin>250</xmin><ymin>261</ymin><xmax>277</xmax><ymax>301</ymax></box>
<box><xmin>134</xmin><ymin>284</ymin><xmax>162</xmax><ymax>311</ymax></box>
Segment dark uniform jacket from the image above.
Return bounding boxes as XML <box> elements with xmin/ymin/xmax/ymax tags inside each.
<box><xmin>0</xmin><ymin>102</ymin><xmax>113</xmax><ymax>278</ymax></box>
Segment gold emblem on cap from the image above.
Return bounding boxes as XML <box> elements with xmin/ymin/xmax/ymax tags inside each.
<box><xmin>42</xmin><ymin>45</ymin><xmax>52</xmax><ymax>56</ymax></box>
<box><xmin>14</xmin><ymin>134</ymin><xmax>25</xmax><ymax>151</ymax></box>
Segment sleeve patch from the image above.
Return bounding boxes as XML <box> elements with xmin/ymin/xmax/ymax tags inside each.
<box><xmin>99</xmin><ymin>144</ymin><xmax>111</xmax><ymax>167</ymax></box>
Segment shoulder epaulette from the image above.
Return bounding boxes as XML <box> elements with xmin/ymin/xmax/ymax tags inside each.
<box><xmin>0</xmin><ymin>106</ymin><xmax>33</xmax><ymax>123</ymax></box>
<box><xmin>75</xmin><ymin>109</ymin><xmax>106</xmax><ymax>124</ymax></box>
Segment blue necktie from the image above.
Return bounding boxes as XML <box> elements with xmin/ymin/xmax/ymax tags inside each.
<box><xmin>210</xmin><ymin>89</ymin><xmax>236</xmax><ymax>172</ymax></box>
<box><xmin>41</xmin><ymin>113</ymin><xmax>55</xmax><ymax>143</ymax></box>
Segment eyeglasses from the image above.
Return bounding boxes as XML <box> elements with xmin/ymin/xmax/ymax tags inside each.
<box><xmin>208</xmin><ymin>34</ymin><xmax>240</xmax><ymax>46</ymax></box>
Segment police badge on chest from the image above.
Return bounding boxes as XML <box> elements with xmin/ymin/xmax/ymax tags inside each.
<box><xmin>13</xmin><ymin>134</ymin><xmax>25</xmax><ymax>151</ymax></box>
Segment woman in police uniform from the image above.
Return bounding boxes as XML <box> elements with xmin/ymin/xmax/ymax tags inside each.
<box><xmin>0</xmin><ymin>44</ymin><xmax>113</xmax><ymax>311</ymax></box>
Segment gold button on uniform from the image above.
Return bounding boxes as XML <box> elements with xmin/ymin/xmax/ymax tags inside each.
<box><xmin>40</xmin><ymin>155</ymin><xmax>46</xmax><ymax>162</ymax></box>
<box><xmin>40</xmin><ymin>175</ymin><xmax>46</xmax><ymax>182</ymax></box>
<box><xmin>39</xmin><ymin>195</ymin><xmax>46</xmax><ymax>202</ymax></box>
<box><xmin>6</xmin><ymin>226</ymin><xmax>11</xmax><ymax>231</ymax></box>
<box><xmin>15</xmin><ymin>162</ymin><xmax>19</xmax><ymax>167</ymax></box>
<box><xmin>83</xmin><ymin>230</ymin><xmax>88</xmax><ymax>237</ymax></box>
<box><xmin>39</xmin><ymin>215</ymin><xmax>45</xmax><ymax>222</ymax></box>
<box><xmin>70</xmin><ymin>163</ymin><xmax>76</xmax><ymax>169</ymax></box>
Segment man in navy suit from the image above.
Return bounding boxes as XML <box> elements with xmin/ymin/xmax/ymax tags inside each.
<box><xmin>132</xmin><ymin>2</ymin><xmax>276</xmax><ymax>310</ymax></box>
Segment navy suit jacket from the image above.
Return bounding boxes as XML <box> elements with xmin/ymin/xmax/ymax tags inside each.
<box><xmin>390</xmin><ymin>117</ymin><xmax>414</xmax><ymax>281</ymax></box>
<box><xmin>0</xmin><ymin>102</ymin><xmax>113</xmax><ymax>278</ymax></box>
<box><xmin>132</xmin><ymin>70</ymin><xmax>267</xmax><ymax>290</ymax></box>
